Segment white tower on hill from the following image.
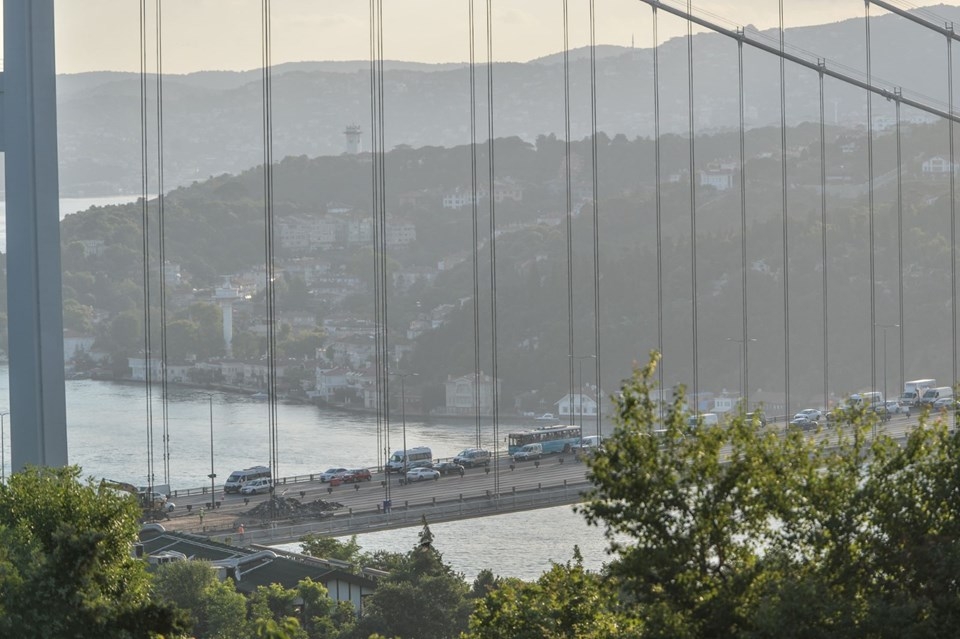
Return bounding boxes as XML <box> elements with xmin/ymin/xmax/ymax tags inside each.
<box><xmin>344</xmin><ymin>124</ymin><xmax>362</xmax><ymax>154</ymax></box>
<box><xmin>213</xmin><ymin>279</ymin><xmax>242</xmax><ymax>357</ymax></box>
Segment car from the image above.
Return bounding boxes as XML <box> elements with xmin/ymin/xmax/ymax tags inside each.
<box><xmin>513</xmin><ymin>443</ymin><xmax>543</xmax><ymax>462</ymax></box>
<box><xmin>319</xmin><ymin>467</ymin><xmax>348</xmax><ymax>483</ymax></box>
<box><xmin>405</xmin><ymin>467</ymin><xmax>440</xmax><ymax>482</ymax></box>
<box><xmin>573</xmin><ymin>436</ymin><xmax>603</xmax><ymax>454</ymax></box>
<box><xmin>240</xmin><ymin>477</ymin><xmax>272</xmax><ymax>495</ymax></box>
<box><xmin>339</xmin><ymin>468</ymin><xmax>372</xmax><ymax>483</ymax></box>
<box><xmin>788</xmin><ymin>416</ymin><xmax>817</xmax><ymax>431</ymax></box>
<box><xmin>453</xmin><ymin>448</ymin><xmax>491</xmax><ymax>468</ymax></box>
<box><xmin>793</xmin><ymin>408</ymin><xmax>822</xmax><ymax>422</ymax></box>
<box><xmin>745</xmin><ymin>412</ymin><xmax>768</xmax><ymax>428</ymax></box>
<box><xmin>884</xmin><ymin>400</ymin><xmax>909</xmax><ymax>416</ymax></box>
<box><xmin>933</xmin><ymin>397</ymin><xmax>958</xmax><ymax>412</ymax></box>
<box><xmin>434</xmin><ymin>461</ymin><xmax>465</xmax><ymax>476</ymax></box>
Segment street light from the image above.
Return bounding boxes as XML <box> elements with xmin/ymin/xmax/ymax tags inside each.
<box><xmin>726</xmin><ymin>337</ymin><xmax>757</xmax><ymax>407</ymax></box>
<box><xmin>875</xmin><ymin>323</ymin><xmax>899</xmax><ymax>404</ymax></box>
<box><xmin>394</xmin><ymin>372</ymin><xmax>418</xmax><ymax>474</ymax></box>
<box><xmin>570</xmin><ymin>355</ymin><xmax>597</xmax><ymax>434</ymax></box>
<box><xmin>199</xmin><ymin>393</ymin><xmax>217</xmax><ymax>509</ymax></box>
<box><xmin>0</xmin><ymin>411</ymin><xmax>7</xmax><ymax>483</ymax></box>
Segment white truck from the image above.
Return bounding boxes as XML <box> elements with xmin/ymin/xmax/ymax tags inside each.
<box><xmin>900</xmin><ymin>379</ymin><xmax>936</xmax><ymax>408</ymax></box>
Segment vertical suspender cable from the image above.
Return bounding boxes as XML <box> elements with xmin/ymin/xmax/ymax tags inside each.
<box><xmin>589</xmin><ymin>0</ymin><xmax>602</xmax><ymax>438</ymax></box>
<box><xmin>469</xmin><ymin>0</ymin><xmax>483</xmax><ymax>449</ymax></box>
<box><xmin>563</xmin><ymin>0</ymin><xmax>576</xmax><ymax>410</ymax></box>
<box><xmin>779</xmin><ymin>0</ymin><xmax>791</xmax><ymax>418</ymax></box>
<box><xmin>738</xmin><ymin>36</ymin><xmax>749</xmax><ymax>409</ymax></box>
<box><xmin>486</xmin><ymin>0</ymin><xmax>500</xmax><ymax>497</ymax></box>
<box><xmin>949</xmin><ymin>31</ymin><xmax>958</xmax><ymax>386</ymax></box>
<box><xmin>687</xmin><ymin>0</ymin><xmax>699</xmax><ymax>409</ymax></box>
<box><xmin>138</xmin><ymin>0</ymin><xmax>155</xmax><ymax>494</ymax></box>
<box><xmin>368</xmin><ymin>0</ymin><xmax>390</xmax><ymax>500</ymax></box>
<box><xmin>819</xmin><ymin>64</ymin><xmax>830</xmax><ymax>413</ymax></box>
<box><xmin>895</xmin><ymin>96</ymin><xmax>905</xmax><ymax>395</ymax></box>
<box><xmin>377</xmin><ymin>0</ymin><xmax>390</xmax><ymax>475</ymax></box>
<box><xmin>155</xmin><ymin>0</ymin><xmax>171</xmax><ymax>486</ymax></box>
<box><xmin>261</xmin><ymin>0</ymin><xmax>280</xmax><ymax>492</ymax></box>
<box><xmin>653</xmin><ymin>7</ymin><xmax>665</xmax><ymax>419</ymax></box>
<box><xmin>865</xmin><ymin>3</ymin><xmax>878</xmax><ymax>396</ymax></box>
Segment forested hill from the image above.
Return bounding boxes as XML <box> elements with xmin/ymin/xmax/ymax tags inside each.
<box><xmin>47</xmin><ymin>4</ymin><xmax>960</xmax><ymax>196</ymax></box>
<box><xmin>47</xmin><ymin>117</ymin><xmax>960</xmax><ymax>405</ymax></box>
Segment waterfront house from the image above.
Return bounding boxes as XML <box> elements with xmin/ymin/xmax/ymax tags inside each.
<box><xmin>443</xmin><ymin>372</ymin><xmax>500</xmax><ymax>416</ymax></box>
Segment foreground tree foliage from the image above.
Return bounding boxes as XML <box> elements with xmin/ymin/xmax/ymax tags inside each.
<box><xmin>348</xmin><ymin>520</ymin><xmax>473</xmax><ymax>639</ymax></box>
<box><xmin>152</xmin><ymin>561</ymin><xmax>247</xmax><ymax>639</ymax></box>
<box><xmin>466</xmin><ymin>547</ymin><xmax>638</xmax><ymax>639</ymax></box>
<box><xmin>0</xmin><ymin>465</ymin><xmax>186</xmax><ymax>638</ymax></box>
<box><xmin>570</xmin><ymin>353</ymin><xmax>960</xmax><ymax>638</ymax></box>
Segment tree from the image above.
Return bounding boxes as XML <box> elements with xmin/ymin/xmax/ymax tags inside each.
<box><xmin>0</xmin><ymin>465</ymin><xmax>186</xmax><ymax>638</ymax></box>
<box><xmin>350</xmin><ymin>520</ymin><xmax>473</xmax><ymax>639</ymax></box>
<box><xmin>466</xmin><ymin>548</ymin><xmax>636</xmax><ymax>639</ymax></box>
<box><xmin>153</xmin><ymin>560</ymin><xmax>247</xmax><ymax>639</ymax></box>
<box><xmin>574</xmin><ymin>354</ymin><xmax>960</xmax><ymax>638</ymax></box>
<box><xmin>300</xmin><ymin>534</ymin><xmax>364</xmax><ymax>567</ymax></box>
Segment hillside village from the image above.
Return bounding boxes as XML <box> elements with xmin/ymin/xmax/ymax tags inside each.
<box><xmin>52</xmin><ymin>111</ymin><xmax>960</xmax><ymax>419</ymax></box>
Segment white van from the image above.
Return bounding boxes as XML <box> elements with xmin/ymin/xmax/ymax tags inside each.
<box><xmin>921</xmin><ymin>386</ymin><xmax>953</xmax><ymax>406</ymax></box>
<box><xmin>687</xmin><ymin>412</ymin><xmax>720</xmax><ymax>428</ymax></box>
<box><xmin>223</xmin><ymin>465</ymin><xmax>272</xmax><ymax>494</ymax></box>
<box><xmin>387</xmin><ymin>446</ymin><xmax>433</xmax><ymax>473</ymax></box>
<box><xmin>513</xmin><ymin>443</ymin><xmax>543</xmax><ymax>462</ymax></box>
<box><xmin>848</xmin><ymin>392</ymin><xmax>884</xmax><ymax>410</ymax></box>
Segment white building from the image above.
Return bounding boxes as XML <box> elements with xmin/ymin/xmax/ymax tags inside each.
<box><xmin>444</xmin><ymin>372</ymin><xmax>500</xmax><ymax>415</ymax></box>
<box><xmin>556</xmin><ymin>393</ymin><xmax>598</xmax><ymax>418</ymax></box>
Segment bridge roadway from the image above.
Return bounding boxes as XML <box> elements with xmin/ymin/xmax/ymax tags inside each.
<box><xmin>158</xmin><ymin>453</ymin><xmax>594</xmax><ymax>547</ymax></box>
<box><xmin>153</xmin><ymin>413</ymin><xmax>933</xmax><ymax>547</ymax></box>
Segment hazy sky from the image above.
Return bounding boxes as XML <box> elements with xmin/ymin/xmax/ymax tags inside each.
<box><xmin>45</xmin><ymin>1</ymin><xmax>924</xmax><ymax>74</ymax></box>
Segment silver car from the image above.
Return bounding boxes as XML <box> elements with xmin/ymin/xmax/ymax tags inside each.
<box><xmin>405</xmin><ymin>467</ymin><xmax>440</xmax><ymax>482</ymax></box>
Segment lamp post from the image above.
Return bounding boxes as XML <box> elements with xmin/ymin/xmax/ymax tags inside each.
<box><xmin>395</xmin><ymin>372</ymin><xmax>418</xmax><ymax>474</ymax></box>
<box><xmin>875</xmin><ymin>323</ymin><xmax>899</xmax><ymax>404</ymax></box>
<box><xmin>199</xmin><ymin>393</ymin><xmax>217</xmax><ymax>509</ymax></box>
<box><xmin>726</xmin><ymin>337</ymin><xmax>757</xmax><ymax>407</ymax></box>
<box><xmin>570</xmin><ymin>355</ymin><xmax>597</xmax><ymax>434</ymax></box>
<box><xmin>0</xmin><ymin>411</ymin><xmax>7</xmax><ymax>483</ymax></box>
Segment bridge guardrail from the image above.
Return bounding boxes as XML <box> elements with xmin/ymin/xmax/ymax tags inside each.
<box><xmin>188</xmin><ymin>478</ymin><xmax>592</xmax><ymax>545</ymax></box>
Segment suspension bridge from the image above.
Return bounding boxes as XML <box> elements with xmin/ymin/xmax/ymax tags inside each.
<box><xmin>4</xmin><ymin>0</ymin><xmax>960</xmax><ymax>532</ymax></box>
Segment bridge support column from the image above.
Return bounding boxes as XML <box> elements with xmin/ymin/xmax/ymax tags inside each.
<box><xmin>3</xmin><ymin>0</ymin><xmax>68</xmax><ymax>472</ymax></box>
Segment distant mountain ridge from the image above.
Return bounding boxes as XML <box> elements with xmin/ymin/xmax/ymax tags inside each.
<box><xmin>51</xmin><ymin>3</ymin><xmax>960</xmax><ymax>195</ymax></box>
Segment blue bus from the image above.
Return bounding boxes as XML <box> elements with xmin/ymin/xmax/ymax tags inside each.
<box><xmin>507</xmin><ymin>425</ymin><xmax>582</xmax><ymax>455</ymax></box>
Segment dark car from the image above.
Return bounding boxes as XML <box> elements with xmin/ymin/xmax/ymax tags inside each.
<box><xmin>339</xmin><ymin>468</ymin><xmax>372</xmax><ymax>483</ymax></box>
<box><xmin>434</xmin><ymin>461</ymin><xmax>465</xmax><ymax>476</ymax></box>
<box><xmin>788</xmin><ymin>416</ymin><xmax>817</xmax><ymax>431</ymax></box>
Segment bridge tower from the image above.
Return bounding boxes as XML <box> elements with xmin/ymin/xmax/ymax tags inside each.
<box><xmin>344</xmin><ymin>124</ymin><xmax>362</xmax><ymax>154</ymax></box>
<box><xmin>3</xmin><ymin>0</ymin><xmax>69</xmax><ymax>471</ymax></box>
